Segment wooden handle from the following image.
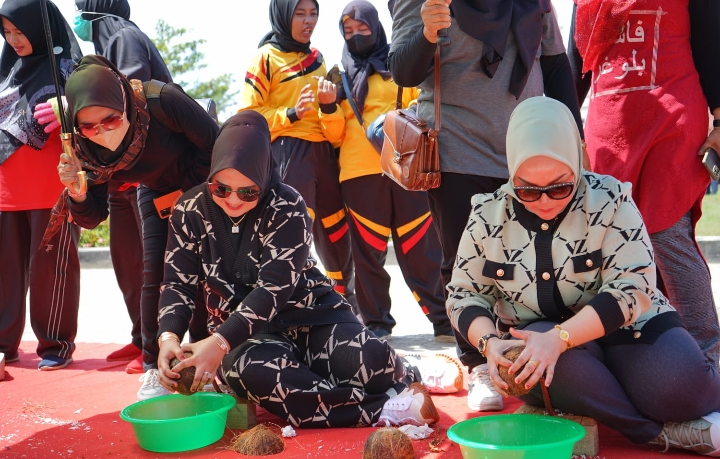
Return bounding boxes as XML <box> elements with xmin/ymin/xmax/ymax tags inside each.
<box><xmin>61</xmin><ymin>133</ymin><xmax>86</xmax><ymax>195</ymax></box>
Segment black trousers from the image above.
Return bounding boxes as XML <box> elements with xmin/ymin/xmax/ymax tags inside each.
<box><xmin>222</xmin><ymin>322</ymin><xmax>414</xmax><ymax>428</ymax></box>
<box><xmin>427</xmin><ymin>173</ymin><xmax>507</xmax><ymax>369</ymax></box>
<box><xmin>136</xmin><ymin>186</ymin><xmax>209</xmax><ymax>370</ymax></box>
<box><xmin>0</xmin><ymin>209</ymin><xmax>80</xmax><ymax>359</ymax></box>
<box><xmin>108</xmin><ymin>183</ymin><xmax>143</xmax><ymax>349</ymax></box>
<box><xmin>341</xmin><ymin>174</ymin><xmax>449</xmax><ymax>334</ymax></box>
<box><xmin>271</xmin><ymin>137</ymin><xmax>356</xmax><ymax>308</ymax></box>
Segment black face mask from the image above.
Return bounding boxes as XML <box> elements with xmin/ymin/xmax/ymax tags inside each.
<box><xmin>346</xmin><ymin>32</ymin><xmax>376</xmax><ymax>57</ymax></box>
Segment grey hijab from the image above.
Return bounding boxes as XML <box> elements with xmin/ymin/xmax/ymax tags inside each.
<box><xmin>500</xmin><ymin>96</ymin><xmax>583</xmax><ymax>201</ymax></box>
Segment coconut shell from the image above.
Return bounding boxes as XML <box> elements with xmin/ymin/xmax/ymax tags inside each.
<box><xmin>231</xmin><ymin>424</ymin><xmax>285</xmax><ymax>456</ymax></box>
<box><xmin>497</xmin><ymin>345</ymin><xmax>537</xmax><ymax>396</ymax></box>
<box><xmin>363</xmin><ymin>427</ymin><xmax>415</xmax><ymax>459</ymax></box>
<box><xmin>169</xmin><ymin>352</ymin><xmax>195</xmax><ymax>396</ymax></box>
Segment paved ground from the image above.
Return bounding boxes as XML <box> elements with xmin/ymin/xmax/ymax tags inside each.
<box><xmin>22</xmin><ymin>250</ymin><xmax>720</xmax><ymax>358</ymax></box>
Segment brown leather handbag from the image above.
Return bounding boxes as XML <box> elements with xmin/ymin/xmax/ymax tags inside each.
<box><xmin>380</xmin><ymin>46</ymin><xmax>441</xmax><ymax>191</ymax></box>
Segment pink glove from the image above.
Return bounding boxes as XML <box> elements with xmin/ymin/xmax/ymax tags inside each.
<box><xmin>33</xmin><ymin>97</ymin><xmax>65</xmax><ymax>134</ymax></box>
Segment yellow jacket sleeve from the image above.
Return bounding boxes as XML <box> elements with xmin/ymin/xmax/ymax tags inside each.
<box><xmin>237</xmin><ymin>50</ymin><xmax>294</xmax><ymax>138</ymax></box>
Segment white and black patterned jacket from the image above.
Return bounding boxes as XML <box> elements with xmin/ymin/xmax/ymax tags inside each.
<box><xmin>158</xmin><ymin>183</ymin><xmax>356</xmax><ymax>350</ymax></box>
<box><xmin>447</xmin><ymin>172</ymin><xmax>682</xmax><ymax>346</ymax></box>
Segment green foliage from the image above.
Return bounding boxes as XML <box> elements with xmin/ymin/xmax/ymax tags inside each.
<box><xmin>79</xmin><ymin>219</ymin><xmax>110</xmax><ymax>247</ymax></box>
<box><xmin>152</xmin><ymin>19</ymin><xmax>237</xmax><ymax>119</ymax></box>
<box><xmin>697</xmin><ymin>192</ymin><xmax>720</xmax><ymax>236</ymax></box>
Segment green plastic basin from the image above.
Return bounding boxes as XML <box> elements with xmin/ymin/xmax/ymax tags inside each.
<box><xmin>120</xmin><ymin>392</ymin><xmax>236</xmax><ymax>452</ymax></box>
<box><xmin>447</xmin><ymin>414</ymin><xmax>585</xmax><ymax>459</ymax></box>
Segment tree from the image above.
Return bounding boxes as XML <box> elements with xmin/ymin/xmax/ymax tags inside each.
<box><xmin>152</xmin><ymin>19</ymin><xmax>237</xmax><ymax>120</ymax></box>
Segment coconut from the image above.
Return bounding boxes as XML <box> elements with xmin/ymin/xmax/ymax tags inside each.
<box><xmin>363</xmin><ymin>427</ymin><xmax>415</xmax><ymax>459</ymax></box>
<box><xmin>231</xmin><ymin>424</ymin><xmax>285</xmax><ymax>456</ymax></box>
<box><xmin>497</xmin><ymin>345</ymin><xmax>537</xmax><ymax>396</ymax></box>
<box><xmin>169</xmin><ymin>351</ymin><xmax>195</xmax><ymax>396</ymax></box>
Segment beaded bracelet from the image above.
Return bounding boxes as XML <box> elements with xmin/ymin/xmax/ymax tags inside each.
<box><xmin>212</xmin><ymin>332</ymin><xmax>229</xmax><ymax>354</ymax></box>
<box><xmin>66</xmin><ymin>188</ymin><xmax>85</xmax><ymax>199</ymax></box>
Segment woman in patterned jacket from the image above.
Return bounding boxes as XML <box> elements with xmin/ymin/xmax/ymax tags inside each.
<box><xmin>156</xmin><ymin>110</ymin><xmax>439</xmax><ymax>429</ymax></box>
<box><xmin>447</xmin><ymin>96</ymin><xmax>720</xmax><ymax>456</ymax></box>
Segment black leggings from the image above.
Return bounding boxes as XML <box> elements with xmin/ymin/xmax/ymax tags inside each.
<box><xmin>516</xmin><ymin>322</ymin><xmax>720</xmax><ymax>443</ymax></box>
<box><xmin>136</xmin><ymin>186</ymin><xmax>208</xmax><ymax>369</ymax></box>
<box><xmin>222</xmin><ymin>322</ymin><xmax>415</xmax><ymax>428</ymax></box>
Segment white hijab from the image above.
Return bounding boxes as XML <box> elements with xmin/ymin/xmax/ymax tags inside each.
<box><xmin>500</xmin><ymin>97</ymin><xmax>584</xmax><ymax>201</ymax></box>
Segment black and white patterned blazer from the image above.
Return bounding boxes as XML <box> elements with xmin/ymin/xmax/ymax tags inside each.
<box><xmin>447</xmin><ymin>172</ymin><xmax>682</xmax><ymax>346</ymax></box>
<box><xmin>158</xmin><ymin>183</ymin><xmax>356</xmax><ymax>349</ymax></box>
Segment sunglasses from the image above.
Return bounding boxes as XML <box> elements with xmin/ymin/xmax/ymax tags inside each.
<box><xmin>208</xmin><ymin>182</ymin><xmax>261</xmax><ymax>202</ymax></box>
<box><xmin>75</xmin><ymin>78</ymin><xmax>127</xmax><ymax>139</ymax></box>
<box><xmin>513</xmin><ymin>182</ymin><xmax>575</xmax><ymax>202</ymax></box>
<box><xmin>75</xmin><ymin>114</ymin><xmax>125</xmax><ymax>138</ymax></box>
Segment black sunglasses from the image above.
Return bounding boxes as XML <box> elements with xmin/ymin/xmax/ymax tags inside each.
<box><xmin>513</xmin><ymin>182</ymin><xmax>575</xmax><ymax>202</ymax></box>
<box><xmin>208</xmin><ymin>182</ymin><xmax>261</xmax><ymax>202</ymax></box>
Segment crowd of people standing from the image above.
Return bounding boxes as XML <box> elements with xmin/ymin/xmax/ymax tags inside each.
<box><xmin>1</xmin><ymin>0</ymin><xmax>719</xmax><ymax>455</ymax></box>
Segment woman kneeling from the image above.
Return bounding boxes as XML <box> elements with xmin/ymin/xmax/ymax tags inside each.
<box><xmin>157</xmin><ymin>111</ymin><xmax>438</xmax><ymax>428</ymax></box>
<box><xmin>447</xmin><ymin>96</ymin><xmax>720</xmax><ymax>456</ymax></box>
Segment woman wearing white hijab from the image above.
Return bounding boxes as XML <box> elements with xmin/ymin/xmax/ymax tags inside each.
<box><xmin>447</xmin><ymin>96</ymin><xmax>720</xmax><ymax>455</ymax></box>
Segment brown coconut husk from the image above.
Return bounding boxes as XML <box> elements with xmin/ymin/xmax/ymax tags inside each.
<box><xmin>497</xmin><ymin>345</ymin><xmax>537</xmax><ymax>396</ymax></box>
<box><xmin>231</xmin><ymin>424</ymin><xmax>285</xmax><ymax>456</ymax></box>
<box><xmin>169</xmin><ymin>352</ymin><xmax>195</xmax><ymax>396</ymax></box>
<box><xmin>363</xmin><ymin>427</ymin><xmax>415</xmax><ymax>459</ymax></box>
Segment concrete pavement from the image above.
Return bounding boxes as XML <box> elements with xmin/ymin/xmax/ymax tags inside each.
<box><xmin>22</xmin><ymin>251</ymin><xmax>720</xmax><ymax>357</ymax></box>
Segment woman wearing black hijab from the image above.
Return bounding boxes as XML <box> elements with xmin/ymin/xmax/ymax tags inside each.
<box><xmin>388</xmin><ymin>0</ymin><xmax>584</xmax><ymax>413</ymax></box>
<box><xmin>156</xmin><ymin>110</ymin><xmax>439</xmax><ymax>429</ymax></box>
<box><xmin>334</xmin><ymin>1</ymin><xmax>452</xmax><ymax>350</ymax></box>
<box><xmin>0</xmin><ymin>0</ymin><xmax>82</xmax><ymax>371</ymax></box>
<box><xmin>56</xmin><ymin>55</ymin><xmax>218</xmax><ymax>401</ymax></box>
<box><xmin>72</xmin><ymin>0</ymin><xmax>173</xmax><ymax>367</ymax></box>
<box><xmin>238</xmin><ymin>0</ymin><xmax>357</xmax><ymax>315</ymax></box>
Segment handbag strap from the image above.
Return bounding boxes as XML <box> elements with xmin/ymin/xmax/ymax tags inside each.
<box><xmin>340</xmin><ymin>71</ymin><xmax>364</xmax><ymax>128</ymax></box>
<box><xmin>395</xmin><ymin>45</ymin><xmax>441</xmax><ymax>131</ymax></box>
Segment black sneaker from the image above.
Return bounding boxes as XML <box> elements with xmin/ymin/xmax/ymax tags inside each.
<box><xmin>368</xmin><ymin>326</ymin><xmax>392</xmax><ymax>341</ymax></box>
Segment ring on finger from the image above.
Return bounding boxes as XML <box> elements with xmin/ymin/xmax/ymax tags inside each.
<box><xmin>527</xmin><ymin>359</ymin><xmax>539</xmax><ymax>368</ymax></box>
<box><xmin>203</xmin><ymin>371</ymin><xmax>213</xmax><ymax>379</ymax></box>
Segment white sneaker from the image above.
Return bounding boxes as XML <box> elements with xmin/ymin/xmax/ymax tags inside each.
<box><xmin>467</xmin><ymin>364</ymin><xmax>503</xmax><ymax>412</ymax></box>
<box><xmin>403</xmin><ymin>353</ymin><xmax>463</xmax><ymax>394</ymax></box>
<box><xmin>375</xmin><ymin>382</ymin><xmax>440</xmax><ymax>427</ymax></box>
<box><xmin>137</xmin><ymin>369</ymin><xmax>170</xmax><ymax>401</ymax></box>
<box><xmin>650</xmin><ymin>411</ymin><xmax>720</xmax><ymax>456</ymax></box>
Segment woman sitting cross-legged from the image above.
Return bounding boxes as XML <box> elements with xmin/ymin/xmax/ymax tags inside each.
<box><xmin>446</xmin><ymin>96</ymin><xmax>720</xmax><ymax>456</ymax></box>
<box><xmin>156</xmin><ymin>110</ymin><xmax>439</xmax><ymax>428</ymax></box>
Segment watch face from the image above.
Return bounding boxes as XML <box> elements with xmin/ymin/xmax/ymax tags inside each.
<box><xmin>559</xmin><ymin>330</ymin><xmax>570</xmax><ymax>341</ymax></box>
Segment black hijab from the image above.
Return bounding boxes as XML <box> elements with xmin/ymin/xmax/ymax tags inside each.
<box><xmin>0</xmin><ymin>0</ymin><xmax>82</xmax><ymax>165</ymax></box>
<box><xmin>209</xmin><ymin>110</ymin><xmax>281</xmax><ymax>201</ymax></box>
<box><xmin>207</xmin><ymin>111</ymin><xmax>282</xmax><ymax>278</ymax></box>
<box><xmin>64</xmin><ymin>55</ymin><xmax>138</xmax><ymax>166</ymax></box>
<box><xmin>75</xmin><ymin>0</ymin><xmax>132</xmax><ymax>55</ymax></box>
<box><xmin>450</xmin><ymin>0</ymin><xmax>552</xmax><ymax>98</ymax></box>
<box><xmin>338</xmin><ymin>0</ymin><xmax>390</xmax><ymax>116</ymax></box>
<box><xmin>259</xmin><ymin>0</ymin><xmax>319</xmax><ymax>53</ymax></box>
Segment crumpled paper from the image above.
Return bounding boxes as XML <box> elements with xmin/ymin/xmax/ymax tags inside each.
<box><xmin>281</xmin><ymin>425</ymin><xmax>297</xmax><ymax>438</ymax></box>
<box><xmin>398</xmin><ymin>423</ymin><xmax>434</xmax><ymax>439</ymax></box>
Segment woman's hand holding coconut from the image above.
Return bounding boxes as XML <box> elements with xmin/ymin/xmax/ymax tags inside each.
<box><xmin>157</xmin><ymin>335</ymin><xmax>225</xmax><ymax>394</ymax></box>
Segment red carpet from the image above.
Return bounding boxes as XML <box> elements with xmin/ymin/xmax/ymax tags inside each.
<box><xmin>0</xmin><ymin>341</ymin><xmax>701</xmax><ymax>458</ymax></box>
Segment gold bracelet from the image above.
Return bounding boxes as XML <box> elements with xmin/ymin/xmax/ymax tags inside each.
<box><xmin>212</xmin><ymin>333</ymin><xmax>229</xmax><ymax>354</ymax></box>
<box><xmin>158</xmin><ymin>331</ymin><xmax>180</xmax><ymax>347</ymax></box>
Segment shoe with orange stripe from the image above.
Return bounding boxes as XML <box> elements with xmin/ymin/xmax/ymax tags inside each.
<box><xmin>403</xmin><ymin>353</ymin><xmax>464</xmax><ymax>394</ymax></box>
<box><xmin>375</xmin><ymin>382</ymin><xmax>440</xmax><ymax>426</ymax></box>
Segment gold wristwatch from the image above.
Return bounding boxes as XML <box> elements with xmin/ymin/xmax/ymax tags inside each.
<box><xmin>554</xmin><ymin>324</ymin><xmax>574</xmax><ymax>349</ymax></box>
<box><xmin>478</xmin><ymin>333</ymin><xmax>499</xmax><ymax>357</ymax></box>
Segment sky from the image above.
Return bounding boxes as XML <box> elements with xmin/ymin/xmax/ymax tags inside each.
<box><xmin>50</xmin><ymin>0</ymin><xmax>575</xmax><ymax>117</ymax></box>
